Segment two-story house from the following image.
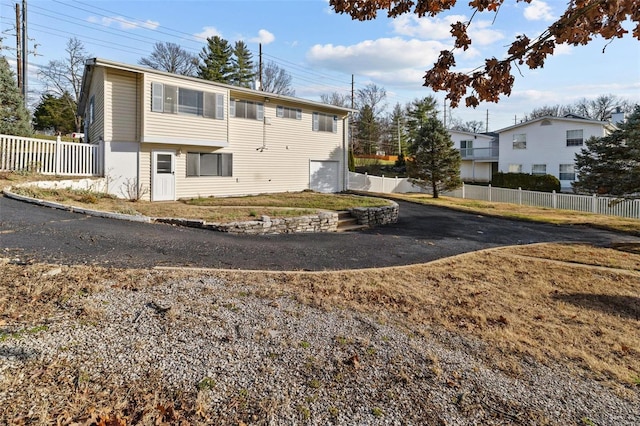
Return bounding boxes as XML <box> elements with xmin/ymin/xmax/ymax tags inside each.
<box><xmin>448</xmin><ymin>130</ymin><xmax>498</xmax><ymax>183</ymax></box>
<box><xmin>77</xmin><ymin>58</ymin><xmax>353</xmax><ymax>201</ymax></box>
<box><xmin>496</xmin><ymin>114</ymin><xmax>616</xmax><ymax>191</ymax></box>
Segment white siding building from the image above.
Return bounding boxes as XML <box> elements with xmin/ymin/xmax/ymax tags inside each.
<box><xmin>496</xmin><ymin>115</ymin><xmax>615</xmax><ymax>191</ymax></box>
<box><xmin>448</xmin><ymin>130</ymin><xmax>498</xmax><ymax>183</ymax></box>
<box><xmin>78</xmin><ymin>58</ymin><xmax>353</xmax><ymax>201</ymax></box>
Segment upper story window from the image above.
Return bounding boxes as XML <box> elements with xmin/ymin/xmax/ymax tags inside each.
<box><xmin>276</xmin><ymin>106</ymin><xmax>302</xmax><ymax>120</ymax></box>
<box><xmin>230</xmin><ymin>99</ymin><xmax>264</xmax><ymax>120</ymax></box>
<box><xmin>566</xmin><ymin>129</ymin><xmax>584</xmax><ymax>146</ymax></box>
<box><xmin>460</xmin><ymin>140</ymin><xmax>473</xmax><ymax>158</ymax></box>
<box><xmin>312</xmin><ymin>112</ymin><xmax>337</xmax><ymax>132</ymax></box>
<box><xmin>512</xmin><ymin>133</ymin><xmax>526</xmax><ymax>149</ymax></box>
<box><xmin>88</xmin><ymin>96</ymin><xmax>95</xmax><ymax>125</ymax></box>
<box><xmin>151</xmin><ymin>82</ymin><xmax>224</xmax><ymax>119</ymax></box>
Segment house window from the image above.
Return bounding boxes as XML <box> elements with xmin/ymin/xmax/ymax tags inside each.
<box><xmin>151</xmin><ymin>82</ymin><xmax>223</xmax><ymax>119</ymax></box>
<box><xmin>559</xmin><ymin>164</ymin><xmax>575</xmax><ymax>180</ymax></box>
<box><xmin>230</xmin><ymin>99</ymin><xmax>264</xmax><ymax>120</ymax></box>
<box><xmin>512</xmin><ymin>133</ymin><xmax>526</xmax><ymax>149</ymax></box>
<box><xmin>312</xmin><ymin>112</ymin><xmax>337</xmax><ymax>132</ymax></box>
<box><xmin>276</xmin><ymin>106</ymin><xmax>302</xmax><ymax>119</ymax></box>
<box><xmin>460</xmin><ymin>140</ymin><xmax>473</xmax><ymax>158</ymax></box>
<box><xmin>186</xmin><ymin>153</ymin><xmax>233</xmax><ymax>177</ymax></box>
<box><xmin>508</xmin><ymin>164</ymin><xmax>522</xmax><ymax>173</ymax></box>
<box><xmin>531</xmin><ymin>164</ymin><xmax>547</xmax><ymax>175</ymax></box>
<box><xmin>566</xmin><ymin>129</ymin><xmax>584</xmax><ymax>146</ymax></box>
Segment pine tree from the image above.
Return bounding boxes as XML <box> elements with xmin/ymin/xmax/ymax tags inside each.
<box><xmin>407</xmin><ymin>115</ymin><xmax>462</xmax><ymax>198</ymax></box>
<box><xmin>198</xmin><ymin>36</ymin><xmax>233</xmax><ymax>83</ymax></box>
<box><xmin>33</xmin><ymin>92</ymin><xmax>76</xmax><ymax>134</ymax></box>
<box><xmin>573</xmin><ymin>105</ymin><xmax>640</xmax><ymax>198</ymax></box>
<box><xmin>0</xmin><ymin>56</ymin><xmax>32</xmax><ymax>136</ymax></box>
<box><xmin>231</xmin><ymin>41</ymin><xmax>255</xmax><ymax>87</ymax></box>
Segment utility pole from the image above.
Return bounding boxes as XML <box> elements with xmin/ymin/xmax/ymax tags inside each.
<box><xmin>258</xmin><ymin>43</ymin><xmax>262</xmax><ymax>91</ymax></box>
<box><xmin>21</xmin><ymin>0</ymin><xmax>28</xmax><ymax>104</ymax></box>
<box><xmin>486</xmin><ymin>109</ymin><xmax>489</xmax><ymax>133</ymax></box>
<box><xmin>15</xmin><ymin>3</ymin><xmax>21</xmax><ymax>91</ymax></box>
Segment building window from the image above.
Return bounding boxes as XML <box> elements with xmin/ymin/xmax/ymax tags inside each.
<box><xmin>559</xmin><ymin>164</ymin><xmax>575</xmax><ymax>180</ymax></box>
<box><xmin>230</xmin><ymin>99</ymin><xmax>264</xmax><ymax>120</ymax></box>
<box><xmin>276</xmin><ymin>106</ymin><xmax>302</xmax><ymax>119</ymax></box>
<box><xmin>531</xmin><ymin>164</ymin><xmax>547</xmax><ymax>175</ymax></box>
<box><xmin>512</xmin><ymin>133</ymin><xmax>526</xmax><ymax>149</ymax></box>
<box><xmin>88</xmin><ymin>96</ymin><xmax>95</xmax><ymax>124</ymax></box>
<box><xmin>151</xmin><ymin>82</ymin><xmax>224</xmax><ymax>119</ymax></box>
<box><xmin>312</xmin><ymin>112</ymin><xmax>337</xmax><ymax>132</ymax></box>
<box><xmin>508</xmin><ymin>164</ymin><xmax>522</xmax><ymax>173</ymax></box>
<box><xmin>566</xmin><ymin>129</ymin><xmax>584</xmax><ymax>146</ymax></box>
<box><xmin>460</xmin><ymin>140</ymin><xmax>473</xmax><ymax>158</ymax></box>
<box><xmin>186</xmin><ymin>153</ymin><xmax>233</xmax><ymax>177</ymax></box>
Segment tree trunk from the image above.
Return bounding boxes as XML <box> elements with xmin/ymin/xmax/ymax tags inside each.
<box><xmin>432</xmin><ymin>180</ymin><xmax>439</xmax><ymax>198</ymax></box>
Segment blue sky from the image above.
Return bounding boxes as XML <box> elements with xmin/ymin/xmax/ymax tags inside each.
<box><xmin>1</xmin><ymin>0</ymin><xmax>639</xmax><ymax>131</ymax></box>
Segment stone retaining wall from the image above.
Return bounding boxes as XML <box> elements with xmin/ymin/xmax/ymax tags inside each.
<box><xmin>348</xmin><ymin>201</ymin><xmax>399</xmax><ymax>226</ymax></box>
<box><xmin>156</xmin><ymin>212</ymin><xmax>339</xmax><ymax>235</ymax></box>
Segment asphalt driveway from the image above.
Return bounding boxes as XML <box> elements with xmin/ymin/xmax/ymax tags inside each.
<box><xmin>1</xmin><ymin>195</ymin><xmax>638</xmax><ymax>270</ymax></box>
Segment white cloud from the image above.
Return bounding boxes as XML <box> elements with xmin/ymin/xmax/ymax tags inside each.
<box><xmin>307</xmin><ymin>37</ymin><xmax>447</xmax><ymax>73</ymax></box>
<box><xmin>392</xmin><ymin>14</ymin><xmax>467</xmax><ymax>40</ymax></box>
<box><xmin>87</xmin><ymin>16</ymin><xmax>159</xmax><ymax>30</ymax></box>
<box><xmin>194</xmin><ymin>26</ymin><xmax>222</xmax><ymax>40</ymax></box>
<box><xmin>249</xmin><ymin>29</ymin><xmax>275</xmax><ymax>45</ymax></box>
<box><xmin>523</xmin><ymin>0</ymin><xmax>555</xmax><ymax>21</ymax></box>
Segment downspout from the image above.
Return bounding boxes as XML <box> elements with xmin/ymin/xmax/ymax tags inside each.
<box><xmin>342</xmin><ymin>114</ymin><xmax>349</xmax><ymax>192</ymax></box>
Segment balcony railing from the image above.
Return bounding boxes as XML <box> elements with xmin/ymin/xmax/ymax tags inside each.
<box><xmin>459</xmin><ymin>147</ymin><xmax>499</xmax><ymax>160</ymax></box>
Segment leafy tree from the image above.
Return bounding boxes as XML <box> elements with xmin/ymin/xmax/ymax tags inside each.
<box><xmin>259</xmin><ymin>60</ymin><xmax>295</xmax><ymax>95</ymax></box>
<box><xmin>38</xmin><ymin>37</ymin><xmax>89</xmax><ymax>132</ymax></box>
<box><xmin>139</xmin><ymin>42</ymin><xmax>197</xmax><ymax>76</ymax></box>
<box><xmin>198</xmin><ymin>36</ymin><xmax>233</xmax><ymax>83</ymax></box>
<box><xmin>573</xmin><ymin>105</ymin><xmax>640</xmax><ymax>198</ymax></box>
<box><xmin>0</xmin><ymin>56</ymin><xmax>32</xmax><ymax>136</ymax></box>
<box><xmin>231</xmin><ymin>41</ymin><xmax>255</xmax><ymax>87</ymax></box>
<box><xmin>33</xmin><ymin>92</ymin><xmax>76</xmax><ymax>134</ymax></box>
<box><xmin>407</xmin><ymin>115</ymin><xmax>462</xmax><ymax>198</ymax></box>
<box><xmin>330</xmin><ymin>0</ymin><xmax>640</xmax><ymax>107</ymax></box>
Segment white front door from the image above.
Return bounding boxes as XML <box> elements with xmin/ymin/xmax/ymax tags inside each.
<box><xmin>152</xmin><ymin>150</ymin><xmax>175</xmax><ymax>201</ymax></box>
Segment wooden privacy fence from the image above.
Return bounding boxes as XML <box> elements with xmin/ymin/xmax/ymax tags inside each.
<box><xmin>348</xmin><ymin>172</ymin><xmax>640</xmax><ymax>219</ymax></box>
<box><xmin>0</xmin><ymin>134</ymin><xmax>103</xmax><ymax>176</ymax></box>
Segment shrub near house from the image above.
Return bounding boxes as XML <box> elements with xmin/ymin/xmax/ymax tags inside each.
<box><xmin>491</xmin><ymin>172</ymin><xmax>561</xmax><ymax>193</ymax></box>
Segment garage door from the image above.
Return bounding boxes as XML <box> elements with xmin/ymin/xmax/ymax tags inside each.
<box><xmin>309</xmin><ymin>160</ymin><xmax>340</xmax><ymax>193</ymax></box>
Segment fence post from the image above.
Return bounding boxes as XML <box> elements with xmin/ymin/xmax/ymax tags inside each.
<box><xmin>382</xmin><ymin>175</ymin><xmax>385</xmax><ymax>193</ymax></box>
<box><xmin>592</xmin><ymin>194</ymin><xmax>597</xmax><ymax>214</ymax></box>
<box><xmin>488</xmin><ymin>184</ymin><xmax>492</xmax><ymax>202</ymax></box>
<box><xmin>395</xmin><ymin>176</ymin><xmax>398</xmax><ymax>194</ymax></box>
<box><xmin>54</xmin><ymin>135</ymin><xmax>61</xmax><ymax>175</ymax></box>
<box><xmin>518</xmin><ymin>187</ymin><xmax>522</xmax><ymax>205</ymax></box>
<box><xmin>552</xmin><ymin>190</ymin><xmax>557</xmax><ymax>209</ymax></box>
<box><xmin>461</xmin><ymin>182</ymin><xmax>465</xmax><ymax>199</ymax></box>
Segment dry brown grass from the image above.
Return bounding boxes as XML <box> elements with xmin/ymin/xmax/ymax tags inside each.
<box><xmin>1</xmin><ymin>243</ymin><xmax>639</xmax><ymax>423</ymax></box>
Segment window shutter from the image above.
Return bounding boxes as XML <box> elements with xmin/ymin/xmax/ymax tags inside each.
<box><xmin>152</xmin><ymin>82</ymin><xmax>163</xmax><ymax>112</ymax></box>
<box><xmin>332</xmin><ymin>115</ymin><xmax>337</xmax><ymax>133</ymax></box>
<box><xmin>186</xmin><ymin>153</ymin><xmax>199</xmax><ymax>177</ymax></box>
<box><xmin>215</xmin><ymin>94</ymin><xmax>224</xmax><ymax>119</ymax></box>
<box><xmin>312</xmin><ymin>112</ymin><xmax>319</xmax><ymax>131</ymax></box>
<box><xmin>203</xmin><ymin>92</ymin><xmax>215</xmax><ymax>118</ymax></box>
<box><xmin>221</xmin><ymin>153</ymin><xmax>233</xmax><ymax>176</ymax></box>
<box><xmin>296</xmin><ymin>109</ymin><xmax>302</xmax><ymax>120</ymax></box>
<box><xmin>276</xmin><ymin>106</ymin><xmax>283</xmax><ymax>118</ymax></box>
<box><xmin>229</xmin><ymin>100</ymin><xmax>236</xmax><ymax>117</ymax></box>
<box><xmin>257</xmin><ymin>103</ymin><xmax>264</xmax><ymax>121</ymax></box>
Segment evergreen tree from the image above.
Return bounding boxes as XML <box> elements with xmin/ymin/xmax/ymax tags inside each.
<box><xmin>0</xmin><ymin>56</ymin><xmax>32</xmax><ymax>136</ymax></box>
<box><xmin>573</xmin><ymin>105</ymin><xmax>640</xmax><ymax>198</ymax></box>
<box><xmin>33</xmin><ymin>92</ymin><xmax>76</xmax><ymax>134</ymax></box>
<box><xmin>407</xmin><ymin>115</ymin><xmax>461</xmax><ymax>198</ymax></box>
<box><xmin>357</xmin><ymin>104</ymin><xmax>380</xmax><ymax>155</ymax></box>
<box><xmin>231</xmin><ymin>41</ymin><xmax>255</xmax><ymax>87</ymax></box>
<box><xmin>405</xmin><ymin>96</ymin><xmax>438</xmax><ymax>141</ymax></box>
<box><xmin>389</xmin><ymin>102</ymin><xmax>408</xmax><ymax>156</ymax></box>
<box><xmin>198</xmin><ymin>36</ymin><xmax>233</xmax><ymax>83</ymax></box>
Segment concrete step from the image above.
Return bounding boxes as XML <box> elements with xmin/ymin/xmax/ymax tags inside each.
<box><xmin>336</xmin><ymin>211</ymin><xmax>368</xmax><ymax>232</ymax></box>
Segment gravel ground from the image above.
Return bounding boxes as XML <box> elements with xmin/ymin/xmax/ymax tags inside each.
<box><xmin>1</xmin><ymin>274</ymin><xmax>638</xmax><ymax>425</ymax></box>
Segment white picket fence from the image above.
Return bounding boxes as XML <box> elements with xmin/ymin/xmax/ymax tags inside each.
<box><xmin>0</xmin><ymin>134</ymin><xmax>103</xmax><ymax>176</ymax></box>
<box><xmin>348</xmin><ymin>172</ymin><xmax>640</xmax><ymax>219</ymax></box>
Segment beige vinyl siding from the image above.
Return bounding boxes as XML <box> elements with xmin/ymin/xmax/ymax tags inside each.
<box><xmin>171</xmin><ymin>101</ymin><xmax>345</xmax><ymax>199</ymax></box>
<box><xmin>87</xmin><ymin>67</ymin><xmax>104</xmax><ymax>144</ymax></box>
<box><xmin>142</xmin><ymin>74</ymin><xmax>228</xmax><ymax>143</ymax></box>
<box><xmin>106</xmin><ymin>69</ymin><xmax>138</xmax><ymax>142</ymax></box>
